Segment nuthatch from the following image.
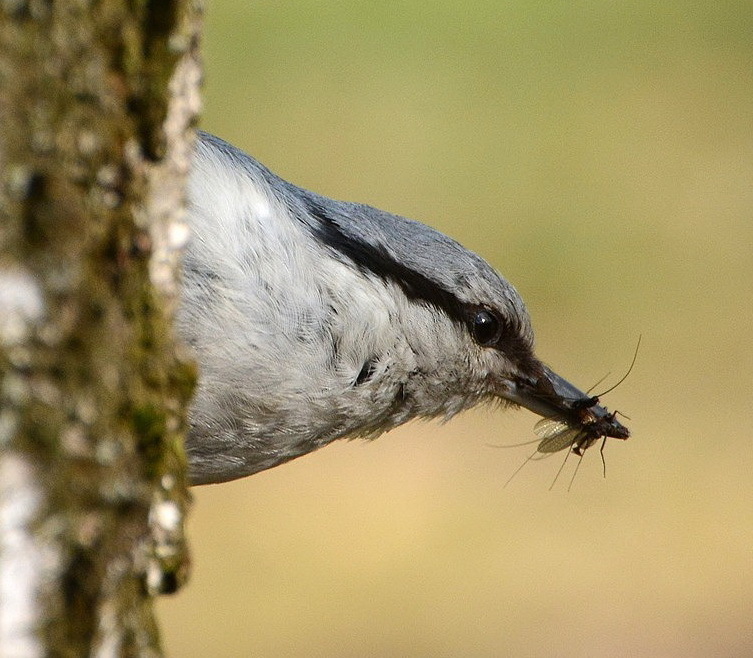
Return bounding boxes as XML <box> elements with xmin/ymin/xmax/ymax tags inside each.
<box><xmin>178</xmin><ymin>132</ymin><xmax>628</xmax><ymax>485</ymax></box>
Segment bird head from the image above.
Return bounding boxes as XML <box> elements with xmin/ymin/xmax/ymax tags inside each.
<box><xmin>303</xmin><ymin>192</ymin><xmax>629</xmax><ymax>442</ymax></box>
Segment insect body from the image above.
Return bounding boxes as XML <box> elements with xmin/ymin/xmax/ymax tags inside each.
<box><xmin>534</xmin><ymin>408</ymin><xmax>628</xmax><ymax>456</ymax></box>
<box><xmin>524</xmin><ymin>406</ymin><xmax>627</xmax><ymax>490</ymax></box>
<box><xmin>502</xmin><ymin>338</ymin><xmax>638</xmax><ymax>488</ymax></box>
<box><xmin>533</xmin><ymin>337</ymin><xmax>639</xmax><ymax>456</ymax></box>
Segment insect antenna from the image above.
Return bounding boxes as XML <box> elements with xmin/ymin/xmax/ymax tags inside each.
<box><xmin>586</xmin><ymin>371</ymin><xmax>612</xmax><ymax>395</ymax></box>
<box><xmin>588</xmin><ymin>335</ymin><xmax>641</xmax><ymax>399</ymax></box>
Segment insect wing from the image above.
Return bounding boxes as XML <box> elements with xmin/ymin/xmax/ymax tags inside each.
<box><xmin>534</xmin><ymin>418</ymin><xmax>569</xmax><ymax>439</ymax></box>
<box><xmin>534</xmin><ymin>418</ymin><xmax>583</xmax><ymax>454</ymax></box>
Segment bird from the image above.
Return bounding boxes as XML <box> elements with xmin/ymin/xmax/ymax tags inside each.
<box><xmin>177</xmin><ymin>132</ymin><xmax>628</xmax><ymax>485</ymax></box>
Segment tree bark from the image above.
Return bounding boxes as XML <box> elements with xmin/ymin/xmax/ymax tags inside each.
<box><xmin>0</xmin><ymin>1</ymin><xmax>202</xmax><ymax>655</ymax></box>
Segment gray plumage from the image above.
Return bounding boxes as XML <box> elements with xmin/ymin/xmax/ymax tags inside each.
<box><xmin>179</xmin><ymin>132</ymin><xmax>627</xmax><ymax>485</ymax></box>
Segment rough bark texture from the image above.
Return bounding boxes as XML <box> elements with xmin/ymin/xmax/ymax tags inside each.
<box><xmin>0</xmin><ymin>1</ymin><xmax>202</xmax><ymax>655</ymax></box>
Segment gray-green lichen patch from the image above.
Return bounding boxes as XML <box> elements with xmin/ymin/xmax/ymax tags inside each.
<box><xmin>1</xmin><ymin>0</ymin><xmax>202</xmax><ymax>653</ymax></box>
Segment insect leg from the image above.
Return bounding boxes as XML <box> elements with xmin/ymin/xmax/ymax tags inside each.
<box><xmin>567</xmin><ymin>451</ymin><xmax>586</xmax><ymax>492</ymax></box>
<box><xmin>549</xmin><ymin>441</ymin><xmax>575</xmax><ymax>491</ymax></box>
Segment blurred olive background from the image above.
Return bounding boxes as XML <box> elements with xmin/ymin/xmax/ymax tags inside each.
<box><xmin>158</xmin><ymin>2</ymin><xmax>753</xmax><ymax>656</ymax></box>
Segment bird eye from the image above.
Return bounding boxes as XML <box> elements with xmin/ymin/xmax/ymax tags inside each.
<box><xmin>470</xmin><ymin>309</ymin><xmax>501</xmax><ymax>346</ymax></box>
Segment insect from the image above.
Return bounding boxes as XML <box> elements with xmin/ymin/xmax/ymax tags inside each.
<box><xmin>534</xmin><ymin>406</ymin><xmax>628</xmax><ymax>457</ymax></box>
<box><xmin>534</xmin><ymin>335</ymin><xmax>639</xmax><ymax>458</ymax></box>
<box><xmin>503</xmin><ymin>337</ymin><xmax>639</xmax><ymax>489</ymax></box>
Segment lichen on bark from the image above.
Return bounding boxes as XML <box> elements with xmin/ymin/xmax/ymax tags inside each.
<box><xmin>0</xmin><ymin>1</ymin><xmax>202</xmax><ymax>655</ymax></box>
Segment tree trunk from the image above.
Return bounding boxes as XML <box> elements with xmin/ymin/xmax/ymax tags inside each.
<box><xmin>0</xmin><ymin>1</ymin><xmax>202</xmax><ymax>655</ymax></box>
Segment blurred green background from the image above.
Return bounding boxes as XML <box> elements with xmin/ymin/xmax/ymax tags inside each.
<box><xmin>158</xmin><ymin>2</ymin><xmax>753</xmax><ymax>656</ymax></box>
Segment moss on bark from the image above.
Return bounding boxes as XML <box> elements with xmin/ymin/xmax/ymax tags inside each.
<box><xmin>0</xmin><ymin>1</ymin><xmax>202</xmax><ymax>654</ymax></box>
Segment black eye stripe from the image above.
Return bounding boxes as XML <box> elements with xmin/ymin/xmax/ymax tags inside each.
<box><xmin>308</xmin><ymin>201</ymin><xmax>468</xmax><ymax>324</ymax></box>
<box><xmin>465</xmin><ymin>306</ymin><xmax>536</xmax><ymax>370</ymax></box>
<box><xmin>306</xmin><ymin>198</ymin><xmax>536</xmax><ymax>365</ymax></box>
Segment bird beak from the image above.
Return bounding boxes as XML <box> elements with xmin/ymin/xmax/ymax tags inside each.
<box><xmin>499</xmin><ymin>363</ymin><xmax>629</xmax><ymax>440</ymax></box>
